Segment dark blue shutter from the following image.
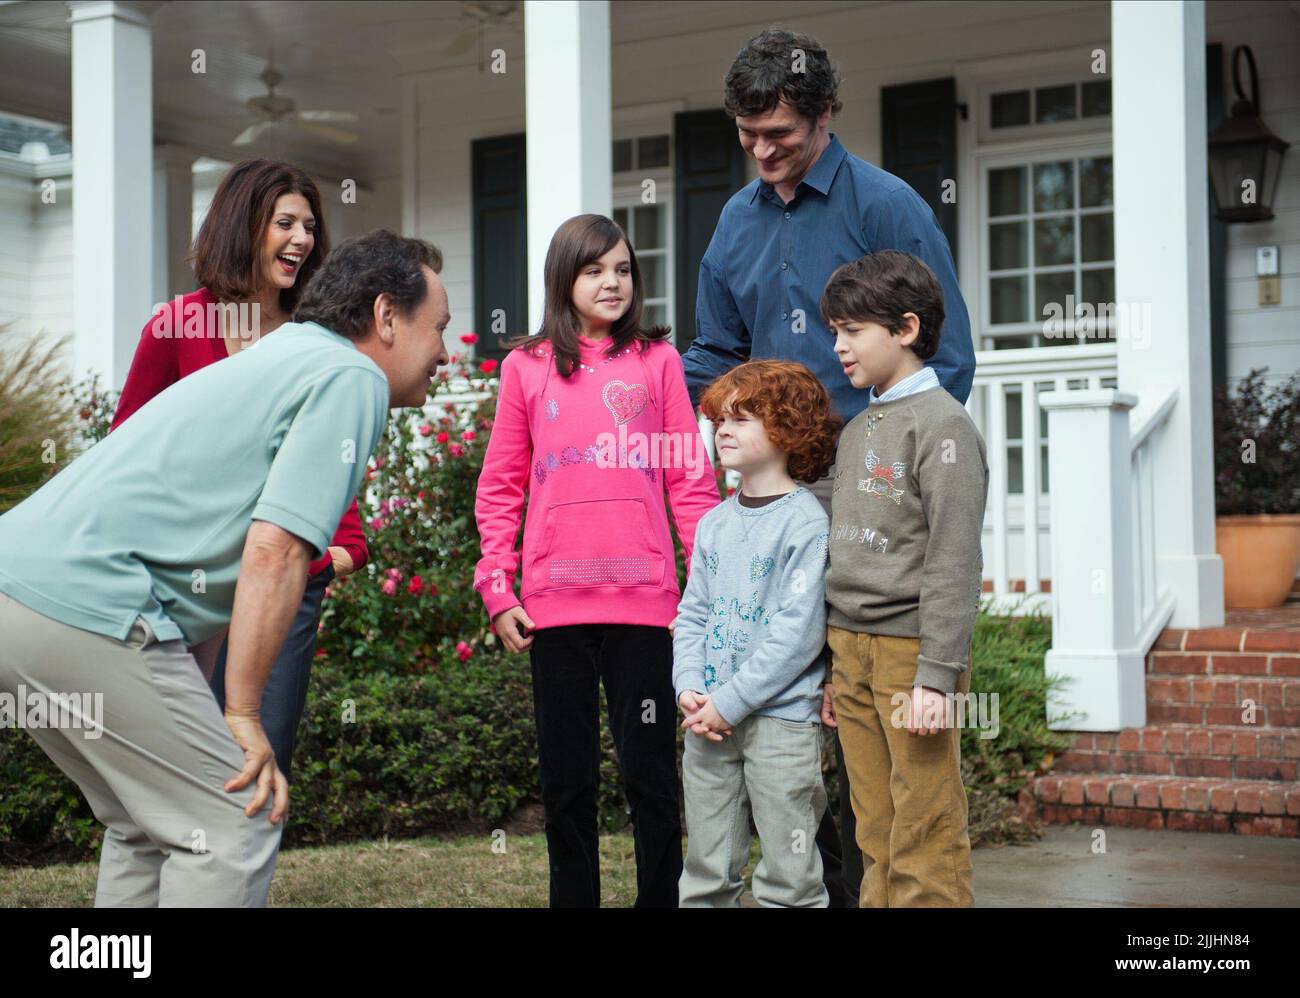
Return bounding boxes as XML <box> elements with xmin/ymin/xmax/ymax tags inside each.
<box><xmin>1206</xmin><ymin>43</ymin><xmax>1227</xmax><ymax>390</ymax></box>
<box><xmin>472</xmin><ymin>133</ymin><xmax>527</xmax><ymax>358</ymax></box>
<box><xmin>673</xmin><ymin>109</ymin><xmax>746</xmax><ymax>349</ymax></box>
<box><xmin>880</xmin><ymin>77</ymin><xmax>959</xmax><ymax>266</ymax></box>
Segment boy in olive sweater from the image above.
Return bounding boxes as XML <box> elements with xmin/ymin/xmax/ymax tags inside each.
<box><xmin>821</xmin><ymin>250</ymin><xmax>989</xmax><ymax>908</ymax></box>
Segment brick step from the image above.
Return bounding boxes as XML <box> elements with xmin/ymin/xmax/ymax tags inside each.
<box><xmin>1145</xmin><ymin>703</ymin><xmax>1300</xmax><ymax>727</ymax></box>
<box><xmin>1146</xmin><ymin>652</ymin><xmax>1300</xmax><ymax>678</ymax></box>
<box><xmin>1031</xmin><ymin>774</ymin><xmax>1300</xmax><ymax>837</ymax></box>
<box><xmin>1145</xmin><ymin>674</ymin><xmax>1300</xmax><ymax>709</ymax></box>
<box><xmin>1058</xmin><ymin>727</ymin><xmax>1299</xmax><ymax>780</ymax></box>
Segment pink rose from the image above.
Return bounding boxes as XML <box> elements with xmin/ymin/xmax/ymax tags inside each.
<box><xmin>462</xmin><ymin>429</ymin><xmax>477</xmax><ymax>442</ymax></box>
<box><xmin>460</xmin><ymin>333</ymin><xmax>479</xmax><ymax>345</ymax></box>
<box><xmin>479</xmin><ymin>358</ymin><xmax>499</xmax><ymax>374</ymax></box>
<box><xmin>368</xmin><ymin>517</ymin><xmax>383</xmax><ymax>530</ymax></box>
<box><xmin>455</xmin><ymin>640</ymin><xmax>473</xmax><ymax>663</ymax></box>
<box><xmin>408</xmin><ymin>575</ymin><xmax>423</xmax><ymax>594</ymax></box>
<box><xmin>449</xmin><ymin>443</ymin><xmax>465</xmax><ymax>458</ymax></box>
<box><xmin>419</xmin><ymin>424</ymin><xmax>433</xmax><ymax>437</ymax></box>
<box><xmin>381</xmin><ymin>579</ymin><xmax>398</xmax><ymax>596</ymax></box>
<box><xmin>437</xmin><ymin>431</ymin><xmax>450</xmax><ymax>444</ymax></box>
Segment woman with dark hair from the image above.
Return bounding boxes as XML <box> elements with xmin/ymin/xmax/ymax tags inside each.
<box><xmin>110</xmin><ymin>158</ymin><xmax>367</xmax><ymax>784</ymax></box>
<box><xmin>473</xmin><ymin>214</ymin><xmax>719</xmax><ymax>907</ymax></box>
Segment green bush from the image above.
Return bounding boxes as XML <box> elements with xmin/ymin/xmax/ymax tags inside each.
<box><xmin>0</xmin><ymin>330</ymin><xmax>77</xmax><ymax>514</ymax></box>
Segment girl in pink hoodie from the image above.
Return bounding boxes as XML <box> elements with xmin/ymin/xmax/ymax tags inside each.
<box><xmin>474</xmin><ymin>214</ymin><xmax>718</xmax><ymax>907</ymax></box>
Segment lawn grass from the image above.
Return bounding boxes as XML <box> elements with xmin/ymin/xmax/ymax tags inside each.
<box><xmin>0</xmin><ymin>834</ymin><xmax>765</xmax><ymax>908</ymax></box>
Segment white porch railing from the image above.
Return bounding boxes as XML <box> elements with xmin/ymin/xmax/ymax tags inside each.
<box><xmin>967</xmin><ymin>343</ymin><xmax>1118</xmax><ymax>613</ymax></box>
<box><xmin>1039</xmin><ymin>384</ymin><xmax>1178</xmax><ymax>730</ymax></box>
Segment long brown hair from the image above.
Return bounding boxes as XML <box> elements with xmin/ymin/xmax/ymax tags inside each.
<box><xmin>191</xmin><ymin>158</ymin><xmax>328</xmax><ymax>311</ymax></box>
<box><xmin>506</xmin><ymin>213</ymin><xmax>669</xmax><ymax>377</ymax></box>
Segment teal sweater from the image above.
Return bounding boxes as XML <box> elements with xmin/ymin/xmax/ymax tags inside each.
<box><xmin>672</xmin><ymin>487</ymin><xmax>829</xmax><ymax>725</ymax></box>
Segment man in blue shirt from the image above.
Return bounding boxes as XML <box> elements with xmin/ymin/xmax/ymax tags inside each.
<box><xmin>681</xmin><ymin>29</ymin><xmax>975</xmax><ymax>908</ymax></box>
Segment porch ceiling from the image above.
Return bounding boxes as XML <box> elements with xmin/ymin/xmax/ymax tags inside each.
<box><xmin>0</xmin><ymin>0</ymin><xmax>890</xmax><ymax>182</ymax></box>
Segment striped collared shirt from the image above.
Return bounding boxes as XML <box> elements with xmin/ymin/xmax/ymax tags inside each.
<box><xmin>869</xmin><ymin>365</ymin><xmax>941</xmax><ymax>405</ymax></box>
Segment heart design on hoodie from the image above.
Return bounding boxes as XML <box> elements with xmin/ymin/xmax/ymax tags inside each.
<box><xmin>601</xmin><ymin>380</ymin><xmax>649</xmax><ymax>426</ymax></box>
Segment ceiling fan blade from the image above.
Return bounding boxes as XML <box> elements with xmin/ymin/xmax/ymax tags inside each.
<box><xmin>233</xmin><ymin>122</ymin><xmax>273</xmax><ymax>146</ymax></box>
<box><xmin>297</xmin><ymin>110</ymin><xmax>360</xmax><ymax>124</ymax></box>
<box><xmin>288</xmin><ymin>120</ymin><xmax>360</xmax><ymax>145</ymax></box>
<box><xmin>444</xmin><ymin>28</ymin><xmax>477</xmax><ymax>56</ymax></box>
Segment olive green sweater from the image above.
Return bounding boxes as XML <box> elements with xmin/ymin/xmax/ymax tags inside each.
<box><xmin>825</xmin><ymin>386</ymin><xmax>989</xmax><ymax>694</ymax></box>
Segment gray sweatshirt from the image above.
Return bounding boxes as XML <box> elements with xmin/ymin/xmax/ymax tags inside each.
<box><xmin>672</xmin><ymin>487</ymin><xmax>830</xmax><ymax>726</ymax></box>
<box><xmin>826</xmin><ymin>385</ymin><xmax>989</xmax><ymax>695</ymax></box>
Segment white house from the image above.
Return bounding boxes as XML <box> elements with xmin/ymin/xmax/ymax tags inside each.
<box><xmin>1</xmin><ymin>0</ymin><xmax>1297</xmax><ymax>832</ymax></box>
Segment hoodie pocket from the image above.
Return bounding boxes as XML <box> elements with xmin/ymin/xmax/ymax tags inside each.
<box><xmin>530</xmin><ymin>497</ymin><xmax>666</xmax><ymax>591</ymax></box>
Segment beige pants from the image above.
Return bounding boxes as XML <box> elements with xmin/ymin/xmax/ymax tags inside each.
<box><xmin>0</xmin><ymin>591</ymin><xmax>282</xmax><ymax>907</ymax></box>
<box><xmin>828</xmin><ymin>624</ymin><xmax>973</xmax><ymax>908</ymax></box>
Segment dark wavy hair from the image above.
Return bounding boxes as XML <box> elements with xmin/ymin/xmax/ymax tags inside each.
<box><xmin>505</xmin><ymin>213</ymin><xmax>669</xmax><ymax>377</ymax></box>
<box><xmin>294</xmin><ymin>229</ymin><xmax>443</xmax><ymax>340</ymax></box>
<box><xmin>191</xmin><ymin>159</ymin><xmax>328</xmax><ymax>311</ymax></box>
<box><xmin>699</xmin><ymin>360</ymin><xmax>841</xmax><ymax>483</ymax></box>
<box><xmin>820</xmin><ymin>250</ymin><xmax>945</xmax><ymax>361</ymax></box>
<box><xmin>723</xmin><ymin>29</ymin><xmax>843</xmax><ymax>122</ymax></box>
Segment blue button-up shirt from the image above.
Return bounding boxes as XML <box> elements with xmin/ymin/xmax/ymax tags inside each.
<box><xmin>870</xmin><ymin>364</ymin><xmax>940</xmax><ymax>405</ymax></box>
<box><xmin>682</xmin><ymin>133</ymin><xmax>974</xmax><ymax>424</ymax></box>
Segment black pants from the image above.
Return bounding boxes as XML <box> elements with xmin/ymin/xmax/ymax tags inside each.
<box><xmin>529</xmin><ymin>623</ymin><xmax>682</xmax><ymax>908</ymax></box>
<box><xmin>816</xmin><ymin>730</ymin><xmax>863</xmax><ymax>907</ymax></box>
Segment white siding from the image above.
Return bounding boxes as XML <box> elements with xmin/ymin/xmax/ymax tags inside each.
<box><xmin>1207</xmin><ymin>0</ymin><xmax>1300</xmax><ymax>389</ymax></box>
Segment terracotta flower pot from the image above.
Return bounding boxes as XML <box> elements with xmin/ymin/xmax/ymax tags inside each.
<box><xmin>1215</xmin><ymin>514</ymin><xmax>1300</xmax><ymax>609</ymax></box>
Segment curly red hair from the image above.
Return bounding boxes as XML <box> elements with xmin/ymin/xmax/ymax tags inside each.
<box><xmin>699</xmin><ymin>360</ymin><xmax>841</xmax><ymax>483</ymax></box>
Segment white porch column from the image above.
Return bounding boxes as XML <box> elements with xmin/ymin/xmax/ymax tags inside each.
<box><xmin>523</xmin><ymin>0</ymin><xmax>611</xmax><ymax>333</ymax></box>
<box><xmin>1042</xmin><ymin>391</ymin><xmax>1147</xmax><ymax>730</ymax></box>
<box><xmin>67</xmin><ymin>0</ymin><xmax>156</xmax><ymax>389</ymax></box>
<box><xmin>1112</xmin><ymin>0</ymin><xmax>1224</xmax><ymax>628</ymax></box>
<box><xmin>152</xmin><ymin>145</ymin><xmax>195</xmax><ymax>308</ymax></box>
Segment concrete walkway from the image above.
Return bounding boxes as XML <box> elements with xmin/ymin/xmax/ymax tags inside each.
<box><xmin>973</xmin><ymin>825</ymin><xmax>1300</xmax><ymax>907</ymax></box>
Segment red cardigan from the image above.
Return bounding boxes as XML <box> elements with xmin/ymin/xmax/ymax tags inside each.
<box><xmin>110</xmin><ymin>287</ymin><xmax>370</xmax><ymax>578</ymax></box>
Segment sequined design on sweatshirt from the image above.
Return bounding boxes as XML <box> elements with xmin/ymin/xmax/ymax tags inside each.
<box><xmin>602</xmin><ymin>380</ymin><xmax>649</xmax><ymax>426</ymax></box>
<box><xmin>544</xmin><ymin>398</ymin><xmax>560</xmax><ymax>422</ymax></box>
<box><xmin>860</xmin><ymin>449</ymin><xmax>907</xmax><ymax>504</ymax></box>
<box><xmin>749</xmin><ymin>555</ymin><xmax>775</xmax><ymax>581</ymax></box>
<box><xmin>532</xmin><ymin>439</ymin><xmax>656</xmax><ymax>485</ymax></box>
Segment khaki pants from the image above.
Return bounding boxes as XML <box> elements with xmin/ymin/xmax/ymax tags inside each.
<box><xmin>0</xmin><ymin>591</ymin><xmax>282</xmax><ymax>907</ymax></box>
<box><xmin>827</xmin><ymin>624</ymin><xmax>973</xmax><ymax>908</ymax></box>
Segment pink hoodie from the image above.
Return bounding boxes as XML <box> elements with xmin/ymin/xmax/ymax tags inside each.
<box><xmin>474</xmin><ymin>334</ymin><xmax>719</xmax><ymax>629</ymax></box>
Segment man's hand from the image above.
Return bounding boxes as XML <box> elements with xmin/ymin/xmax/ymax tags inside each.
<box><xmin>328</xmin><ymin>546</ymin><xmax>355</xmax><ymax>578</ymax></box>
<box><xmin>223</xmin><ymin>711</ymin><xmax>289</xmax><ymax>824</ymax></box>
<box><xmin>820</xmin><ymin>683</ymin><xmax>837</xmax><ymax>728</ymax></box>
<box><xmin>907</xmin><ymin>685</ymin><xmax>948</xmax><ymax>737</ymax></box>
<box><xmin>492</xmin><ymin>605</ymin><xmax>535</xmax><ymax>654</ymax></box>
<box><xmin>681</xmin><ymin>694</ymin><xmax>732</xmax><ymax>741</ymax></box>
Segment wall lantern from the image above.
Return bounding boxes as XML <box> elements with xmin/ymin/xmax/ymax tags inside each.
<box><xmin>1208</xmin><ymin>45</ymin><xmax>1290</xmax><ymax>223</ymax></box>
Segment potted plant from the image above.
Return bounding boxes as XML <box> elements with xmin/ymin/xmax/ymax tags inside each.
<box><xmin>1212</xmin><ymin>368</ymin><xmax>1300</xmax><ymax>608</ymax></box>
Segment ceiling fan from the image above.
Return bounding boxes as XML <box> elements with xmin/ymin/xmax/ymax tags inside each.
<box><xmin>443</xmin><ymin>0</ymin><xmax>519</xmax><ymax>69</ymax></box>
<box><xmin>232</xmin><ymin>62</ymin><xmax>360</xmax><ymax>147</ymax></box>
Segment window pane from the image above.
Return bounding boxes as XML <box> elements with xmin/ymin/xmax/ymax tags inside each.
<box><xmin>613</xmin><ymin>139</ymin><xmax>633</xmax><ymax>173</ymax></box>
<box><xmin>990</xmin><ymin>275</ymin><xmax>1027</xmax><ymax>324</ymax></box>
<box><xmin>989</xmin><ymin>167</ymin><xmax>1026</xmax><ymax>216</ymax></box>
<box><xmin>1082</xmin><ymin>267</ymin><xmax>1115</xmax><ymax>309</ymax></box>
<box><xmin>638</xmin><ymin>254</ymin><xmax>663</xmax><ymax>297</ymax></box>
<box><xmin>1035</xmin><ymin>84</ymin><xmax>1076</xmax><ymax>123</ymax></box>
<box><xmin>991</xmin><ymin>90</ymin><xmax>1030</xmax><ymax>128</ymax></box>
<box><xmin>1005</xmin><ymin>390</ymin><xmax>1023</xmax><ymax>440</ymax></box>
<box><xmin>993</xmin><ymin>334</ymin><xmax>1033</xmax><ymax>350</ymax></box>
<box><xmin>1008</xmin><ymin>445</ymin><xmax>1023</xmax><ymax>494</ymax></box>
<box><xmin>638</xmin><ymin>135</ymin><xmax>669</xmax><ymax>169</ymax></box>
<box><xmin>1033</xmin><ymin>161</ymin><xmax>1074</xmax><ymax>212</ymax></box>
<box><xmin>989</xmin><ymin>221</ymin><xmax>1027</xmax><ymax>270</ymax></box>
<box><xmin>1041</xmin><ymin>444</ymin><xmax>1050</xmax><ymax>492</ymax></box>
<box><xmin>613</xmin><ymin>207</ymin><xmax>628</xmax><ymax>232</ymax></box>
<box><xmin>1081</xmin><ymin>212</ymin><xmax>1113</xmax><ymax>262</ymax></box>
<box><xmin>1080</xmin><ymin>156</ymin><xmax>1113</xmax><ymax>207</ymax></box>
<box><xmin>644</xmin><ymin>303</ymin><xmax>667</xmax><ymax>328</ymax></box>
<box><xmin>1081</xmin><ymin>80</ymin><xmax>1111</xmax><ymax>117</ymax></box>
<box><xmin>633</xmin><ymin>205</ymin><xmax>664</xmax><ymax>249</ymax></box>
<box><xmin>1034</xmin><ymin>217</ymin><xmax>1075</xmax><ymax>266</ymax></box>
<box><xmin>1035</xmin><ymin>271</ymin><xmax>1075</xmax><ymax>320</ymax></box>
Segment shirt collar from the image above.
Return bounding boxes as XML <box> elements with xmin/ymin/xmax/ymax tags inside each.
<box><xmin>869</xmin><ymin>365</ymin><xmax>940</xmax><ymax>405</ymax></box>
<box><xmin>748</xmin><ymin>133</ymin><xmax>847</xmax><ymax>205</ymax></box>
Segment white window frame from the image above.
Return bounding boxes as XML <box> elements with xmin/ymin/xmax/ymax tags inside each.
<box><xmin>613</xmin><ymin>169</ymin><xmax>675</xmax><ymax>346</ymax></box>
<box><xmin>977</xmin><ymin>140</ymin><xmax>1116</xmax><ymax>350</ymax></box>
